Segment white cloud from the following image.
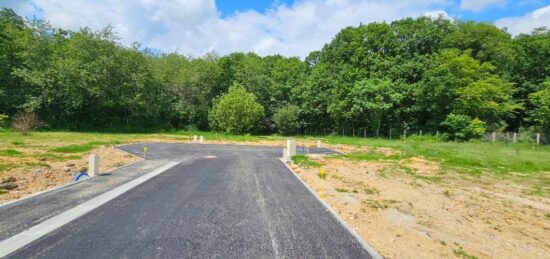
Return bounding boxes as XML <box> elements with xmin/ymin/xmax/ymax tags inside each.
<box><xmin>459</xmin><ymin>0</ymin><xmax>507</xmax><ymax>12</ymax></box>
<box><xmin>495</xmin><ymin>5</ymin><xmax>550</xmax><ymax>35</ymax></box>
<box><xmin>3</xmin><ymin>0</ymin><xmax>454</xmax><ymax>58</ymax></box>
<box><xmin>423</xmin><ymin>10</ymin><xmax>452</xmax><ymax>20</ymax></box>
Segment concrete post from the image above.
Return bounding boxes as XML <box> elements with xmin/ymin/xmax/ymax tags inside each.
<box><xmin>492</xmin><ymin>132</ymin><xmax>496</xmax><ymax>143</ymax></box>
<box><xmin>282</xmin><ymin>148</ymin><xmax>290</xmax><ymax>162</ymax></box>
<box><xmin>199</xmin><ymin>136</ymin><xmax>204</xmax><ymax>144</ymax></box>
<box><xmin>403</xmin><ymin>130</ymin><xmax>407</xmax><ymax>139</ymax></box>
<box><xmin>317</xmin><ymin>140</ymin><xmax>322</xmax><ymax>148</ymax></box>
<box><xmin>536</xmin><ymin>133</ymin><xmax>541</xmax><ymax>145</ymax></box>
<box><xmin>193</xmin><ymin>135</ymin><xmax>197</xmax><ymax>143</ymax></box>
<box><xmin>419</xmin><ymin>130</ymin><xmax>422</xmax><ymax>136</ymax></box>
<box><xmin>513</xmin><ymin>132</ymin><xmax>517</xmax><ymax>143</ymax></box>
<box><xmin>287</xmin><ymin>140</ymin><xmax>296</xmax><ymax>157</ymax></box>
<box><xmin>89</xmin><ymin>154</ymin><xmax>99</xmax><ymax>177</ymax></box>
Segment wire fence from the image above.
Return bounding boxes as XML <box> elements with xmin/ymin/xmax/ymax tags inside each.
<box><xmin>296</xmin><ymin>127</ymin><xmax>549</xmax><ymax>145</ymax></box>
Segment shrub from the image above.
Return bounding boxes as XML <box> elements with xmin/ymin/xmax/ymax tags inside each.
<box><xmin>12</xmin><ymin>111</ymin><xmax>43</xmax><ymax>135</ymax></box>
<box><xmin>441</xmin><ymin>113</ymin><xmax>486</xmax><ymax>141</ymax></box>
<box><xmin>0</xmin><ymin>114</ymin><xmax>8</xmax><ymax>129</ymax></box>
<box><xmin>273</xmin><ymin>104</ymin><xmax>300</xmax><ymax>135</ymax></box>
<box><xmin>208</xmin><ymin>83</ymin><xmax>264</xmax><ymax>134</ymax></box>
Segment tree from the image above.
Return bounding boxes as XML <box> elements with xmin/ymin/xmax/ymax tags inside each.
<box><xmin>441</xmin><ymin>114</ymin><xmax>486</xmax><ymax>141</ymax></box>
<box><xmin>455</xmin><ymin>76</ymin><xmax>521</xmax><ymax>125</ymax></box>
<box><xmin>273</xmin><ymin>104</ymin><xmax>300</xmax><ymax>135</ymax></box>
<box><xmin>209</xmin><ymin>84</ymin><xmax>264</xmax><ymax>134</ymax></box>
<box><xmin>528</xmin><ymin>79</ymin><xmax>550</xmax><ymax>132</ymax></box>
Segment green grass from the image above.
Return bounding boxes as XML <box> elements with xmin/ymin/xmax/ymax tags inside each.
<box><xmin>291</xmin><ymin>155</ymin><xmax>322</xmax><ymax>168</ymax></box>
<box><xmin>51</xmin><ymin>141</ymin><xmax>121</xmax><ymax>153</ymax></box>
<box><xmin>0</xmin><ymin>163</ymin><xmax>15</xmax><ymax>174</ymax></box>
<box><xmin>331</xmin><ymin>151</ymin><xmax>402</xmax><ymax>161</ymax></box>
<box><xmin>335</xmin><ymin>188</ymin><xmax>349</xmax><ymax>193</ymax></box>
<box><xmin>320</xmin><ymin>136</ymin><xmax>550</xmax><ymax>175</ymax></box>
<box><xmin>453</xmin><ymin>248</ymin><xmax>478</xmax><ymax>259</ymax></box>
<box><xmin>0</xmin><ymin>149</ymin><xmax>23</xmax><ymax>157</ymax></box>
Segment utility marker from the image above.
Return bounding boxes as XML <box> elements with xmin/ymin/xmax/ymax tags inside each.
<box><xmin>193</xmin><ymin>135</ymin><xmax>197</xmax><ymax>143</ymax></box>
<box><xmin>287</xmin><ymin>140</ymin><xmax>296</xmax><ymax>157</ymax></box>
<box><xmin>89</xmin><ymin>154</ymin><xmax>99</xmax><ymax>177</ymax></box>
<box><xmin>317</xmin><ymin>140</ymin><xmax>322</xmax><ymax>148</ymax></box>
<box><xmin>199</xmin><ymin>136</ymin><xmax>204</xmax><ymax>144</ymax></box>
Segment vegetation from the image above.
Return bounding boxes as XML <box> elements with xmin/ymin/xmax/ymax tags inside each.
<box><xmin>11</xmin><ymin>111</ymin><xmax>43</xmax><ymax>135</ymax></box>
<box><xmin>208</xmin><ymin>84</ymin><xmax>264</xmax><ymax>134</ymax></box>
<box><xmin>273</xmin><ymin>104</ymin><xmax>300</xmax><ymax>135</ymax></box>
<box><xmin>291</xmin><ymin>155</ymin><xmax>322</xmax><ymax>168</ymax></box>
<box><xmin>0</xmin><ymin>8</ymin><xmax>548</xmax><ymax>136</ymax></box>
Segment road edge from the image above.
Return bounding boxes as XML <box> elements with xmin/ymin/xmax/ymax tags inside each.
<box><xmin>278</xmin><ymin>158</ymin><xmax>383</xmax><ymax>259</ymax></box>
<box><xmin>0</xmin><ymin>160</ymin><xmax>180</xmax><ymax>258</ymax></box>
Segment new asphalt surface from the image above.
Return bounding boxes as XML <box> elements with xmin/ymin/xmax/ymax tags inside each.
<box><xmin>4</xmin><ymin>143</ymin><xmax>375</xmax><ymax>258</ymax></box>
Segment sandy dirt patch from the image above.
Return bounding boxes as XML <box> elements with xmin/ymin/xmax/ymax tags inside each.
<box><xmin>0</xmin><ymin>146</ymin><xmax>139</xmax><ymax>203</ymax></box>
<box><xmin>290</xmin><ymin>155</ymin><xmax>550</xmax><ymax>259</ymax></box>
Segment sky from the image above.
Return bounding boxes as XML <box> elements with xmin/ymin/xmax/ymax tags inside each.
<box><xmin>1</xmin><ymin>0</ymin><xmax>549</xmax><ymax>58</ymax></box>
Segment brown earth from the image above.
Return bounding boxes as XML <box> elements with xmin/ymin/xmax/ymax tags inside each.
<box><xmin>289</xmin><ymin>155</ymin><xmax>550</xmax><ymax>259</ymax></box>
<box><xmin>0</xmin><ymin>146</ymin><xmax>139</xmax><ymax>203</ymax></box>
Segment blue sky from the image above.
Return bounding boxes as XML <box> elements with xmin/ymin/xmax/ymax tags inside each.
<box><xmin>2</xmin><ymin>0</ymin><xmax>549</xmax><ymax>58</ymax></box>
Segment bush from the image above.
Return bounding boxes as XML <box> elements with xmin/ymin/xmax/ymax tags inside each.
<box><xmin>208</xmin><ymin>84</ymin><xmax>265</xmax><ymax>134</ymax></box>
<box><xmin>273</xmin><ymin>104</ymin><xmax>300</xmax><ymax>135</ymax></box>
<box><xmin>12</xmin><ymin>111</ymin><xmax>43</xmax><ymax>135</ymax></box>
<box><xmin>441</xmin><ymin>113</ymin><xmax>486</xmax><ymax>141</ymax></box>
<box><xmin>0</xmin><ymin>114</ymin><xmax>8</xmax><ymax>129</ymax></box>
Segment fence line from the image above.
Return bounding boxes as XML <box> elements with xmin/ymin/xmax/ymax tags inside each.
<box><xmin>296</xmin><ymin>127</ymin><xmax>548</xmax><ymax>145</ymax></box>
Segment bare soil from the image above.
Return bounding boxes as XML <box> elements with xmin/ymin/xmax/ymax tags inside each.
<box><xmin>0</xmin><ymin>146</ymin><xmax>139</xmax><ymax>203</ymax></box>
<box><xmin>290</xmin><ymin>154</ymin><xmax>550</xmax><ymax>259</ymax></box>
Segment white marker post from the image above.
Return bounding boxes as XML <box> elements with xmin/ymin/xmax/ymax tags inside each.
<box><xmin>536</xmin><ymin>133</ymin><xmax>541</xmax><ymax>145</ymax></box>
<box><xmin>513</xmin><ymin>133</ymin><xmax>517</xmax><ymax>143</ymax></box>
<box><xmin>199</xmin><ymin>136</ymin><xmax>204</xmax><ymax>144</ymax></box>
<box><xmin>492</xmin><ymin>132</ymin><xmax>496</xmax><ymax>143</ymax></box>
<box><xmin>317</xmin><ymin>140</ymin><xmax>322</xmax><ymax>148</ymax></box>
<box><xmin>193</xmin><ymin>135</ymin><xmax>197</xmax><ymax>143</ymax></box>
<box><xmin>287</xmin><ymin>140</ymin><xmax>296</xmax><ymax>157</ymax></box>
<box><xmin>89</xmin><ymin>154</ymin><xmax>99</xmax><ymax>177</ymax></box>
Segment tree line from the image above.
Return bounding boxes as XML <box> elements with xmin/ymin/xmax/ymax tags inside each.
<box><xmin>0</xmin><ymin>8</ymin><xmax>548</xmax><ymax>138</ymax></box>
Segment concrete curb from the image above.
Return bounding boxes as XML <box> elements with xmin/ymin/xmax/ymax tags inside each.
<box><xmin>279</xmin><ymin>158</ymin><xmax>383</xmax><ymax>259</ymax></box>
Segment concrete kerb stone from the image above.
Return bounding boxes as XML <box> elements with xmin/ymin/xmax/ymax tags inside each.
<box><xmin>278</xmin><ymin>158</ymin><xmax>383</xmax><ymax>259</ymax></box>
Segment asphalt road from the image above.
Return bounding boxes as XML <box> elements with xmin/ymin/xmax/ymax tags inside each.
<box><xmin>6</xmin><ymin>143</ymin><xmax>374</xmax><ymax>258</ymax></box>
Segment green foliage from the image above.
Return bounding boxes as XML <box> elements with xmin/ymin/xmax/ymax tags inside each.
<box><xmin>209</xmin><ymin>84</ymin><xmax>265</xmax><ymax>134</ymax></box>
<box><xmin>291</xmin><ymin>155</ymin><xmax>322</xmax><ymax>168</ymax></box>
<box><xmin>528</xmin><ymin>79</ymin><xmax>550</xmax><ymax>132</ymax></box>
<box><xmin>0</xmin><ymin>8</ymin><xmax>548</xmax><ymax>135</ymax></box>
<box><xmin>273</xmin><ymin>104</ymin><xmax>300</xmax><ymax>135</ymax></box>
<box><xmin>441</xmin><ymin>114</ymin><xmax>486</xmax><ymax>141</ymax></box>
<box><xmin>51</xmin><ymin>141</ymin><xmax>118</xmax><ymax>153</ymax></box>
<box><xmin>0</xmin><ymin>114</ymin><xmax>7</xmax><ymax>129</ymax></box>
<box><xmin>0</xmin><ymin>149</ymin><xmax>23</xmax><ymax>156</ymax></box>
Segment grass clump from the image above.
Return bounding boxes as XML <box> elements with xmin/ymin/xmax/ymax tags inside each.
<box><xmin>51</xmin><ymin>141</ymin><xmax>120</xmax><ymax>153</ymax></box>
<box><xmin>335</xmin><ymin>188</ymin><xmax>349</xmax><ymax>193</ymax></box>
<box><xmin>0</xmin><ymin>149</ymin><xmax>23</xmax><ymax>157</ymax></box>
<box><xmin>453</xmin><ymin>248</ymin><xmax>478</xmax><ymax>259</ymax></box>
<box><xmin>333</xmin><ymin>151</ymin><xmax>402</xmax><ymax>161</ymax></box>
<box><xmin>291</xmin><ymin>155</ymin><xmax>322</xmax><ymax>168</ymax></box>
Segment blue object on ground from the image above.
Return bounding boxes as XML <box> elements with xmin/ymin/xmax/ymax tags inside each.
<box><xmin>74</xmin><ymin>172</ymin><xmax>89</xmax><ymax>181</ymax></box>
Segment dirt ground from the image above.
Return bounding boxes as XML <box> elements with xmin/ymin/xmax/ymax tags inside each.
<box><xmin>289</xmin><ymin>152</ymin><xmax>550</xmax><ymax>259</ymax></box>
<box><xmin>0</xmin><ymin>146</ymin><xmax>139</xmax><ymax>203</ymax></box>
